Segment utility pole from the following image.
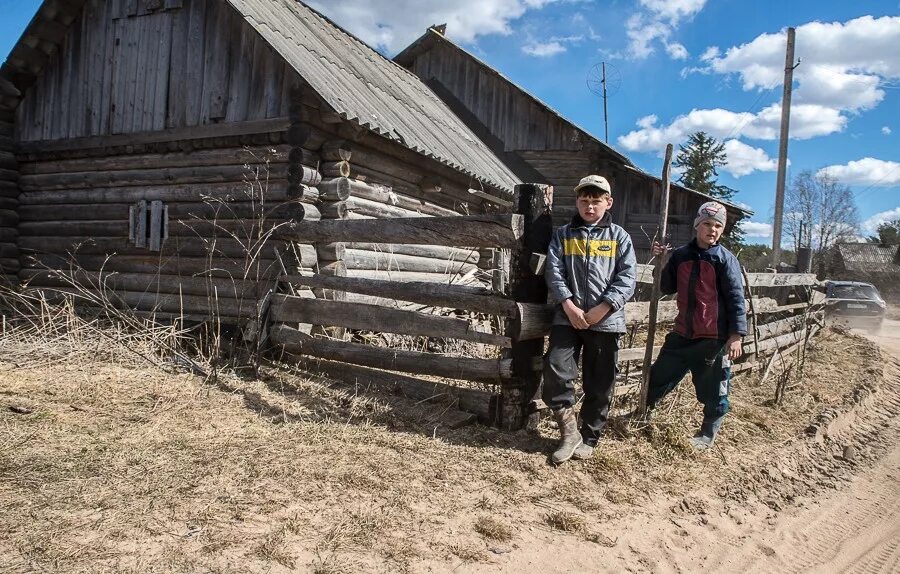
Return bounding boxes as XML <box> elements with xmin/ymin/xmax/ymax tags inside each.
<box><xmin>772</xmin><ymin>27</ymin><xmax>798</xmax><ymax>269</ymax></box>
<box><xmin>602</xmin><ymin>62</ymin><xmax>609</xmax><ymax>143</ymax></box>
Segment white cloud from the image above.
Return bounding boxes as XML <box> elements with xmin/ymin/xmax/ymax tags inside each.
<box><xmin>862</xmin><ymin>208</ymin><xmax>900</xmax><ymax>234</ymax></box>
<box><xmin>703</xmin><ymin>16</ymin><xmax>900</xmax><ymax>113</ymax></box>
<box><xmin>722</xmin><ymin>139</ymin><xmax>778</xmax><ymax>177</ymax></box>
<box><xmin>638</xmin><ymin>0</ymin><xmax>708</xmax><ymax>24</ymax></box>
<box><xmin>743</xmin><ymin>221</ymin><xmax>773</xmax><ymax>238</ymax></box>
<box><xmin>617</xmin><ymin>103</ymin><xmax>844</xmax><ymax>155</ymax></box>
<box><xmin>884</xmin><ymin>126</ymin><xmax>892</xmax><ymax>135</ymax></box>
<box><xmin>816</xmin><ymin>158</ymin><xmax>900</xmax><ymax>187</ymax></box>
<box><xmin>307</xmin><ymin>0</ymin><xmax>561</xmax><ymax>54</ymax></box>
<box><xmin>666</xmin><ymin>42</ymin><xmax>689</xmax><ymax>60</ymax></box>
<box><xmin>522</xmin><ymin>40</ymin><xmax>566</xmax><ymax>57</ymax></box>
<box><xmin>735</xmin><ymin>201</ymin><xmax>754</xmax><ymax>212</ymax></box>
<box><xmin>626</xmin><ymin>0</ymin><xmax>707</xmax><ymax>59</ymax></box>
<box><xmin>700</xmin><ymin>46</ymin><xmax>719</xmax><ymax>61</ymax></box>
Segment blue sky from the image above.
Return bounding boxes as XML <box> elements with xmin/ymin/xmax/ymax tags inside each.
<box><xmin>2</xmin><ymin>0</ymin><xmax>898</xmax><ymax>245</ymax></box>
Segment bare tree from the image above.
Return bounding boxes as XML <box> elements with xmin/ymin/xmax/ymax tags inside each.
<box><xmin>784</xmin><ymin>170</ymin><xmax>858</xmax><ymax>267</ymax></box>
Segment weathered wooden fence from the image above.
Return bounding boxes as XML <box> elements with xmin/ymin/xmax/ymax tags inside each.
<box><xmin>265</xmin><ymin>180</ymin><xmax>825</xmax><ymax>430</ymax></box>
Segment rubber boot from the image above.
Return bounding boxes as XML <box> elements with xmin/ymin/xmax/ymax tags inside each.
<box><xmin>690</xmin><ymin>414</ymin><xmax>725</xmax><ymax>451</ymax></box>
<box><xmin>551</xmin><ymin>407</ymin><xmax>583</xmax><ymax>464</ymax></box>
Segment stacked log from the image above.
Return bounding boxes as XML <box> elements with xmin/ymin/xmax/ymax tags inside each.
<box><xmin>18</xmin><ymin>141</ymin><xmax>320</xmax><ymax>320</ymax></box>
<box><xmin>0</xmin><ymin>118</ymin><xmax>18</xmax><ymax>285</ymax></box>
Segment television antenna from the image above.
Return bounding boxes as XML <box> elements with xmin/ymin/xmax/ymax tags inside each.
<box><xmin>586</xmin><ymin>62</ymin><xmax>621</xmax><ymax>143</ymax></box>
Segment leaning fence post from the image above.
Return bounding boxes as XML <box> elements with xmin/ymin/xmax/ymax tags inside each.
<box><xmin>638</xmin><ymin>144</ymin><xmax>673</xmax><ymax>415</ymax></box>
<box><xmin>500</xmin><ymin>184</ymin><xmax>554</xmax><ymax>430</ymax></box>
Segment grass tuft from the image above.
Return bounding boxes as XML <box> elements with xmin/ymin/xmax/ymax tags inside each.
<box><xmin>473</xmin><ymin>515</ymin><xmax>513</xmax><ymax>542</ymax></box>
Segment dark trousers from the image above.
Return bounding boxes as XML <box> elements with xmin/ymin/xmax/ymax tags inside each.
<box><xmin>647</xmin><ymin>332</ymin><xmax>732</xmax><ymax>421</ymax></box>
<box><xmin>542</xmin><ymin>325</ymin><xmax>619</xmax><ymax>446</ymax></box>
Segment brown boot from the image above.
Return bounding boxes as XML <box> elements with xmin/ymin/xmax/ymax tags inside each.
<box><xmin>551</xmin><ymin>407</ymin><xmax>583</xmax><ymax>464</ymax></box>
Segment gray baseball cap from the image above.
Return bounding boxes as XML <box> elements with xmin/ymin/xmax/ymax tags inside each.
<box><xmin>573</xmin><ymin>174</ymin><xmax>612</xmax><ymax>195</ymax></box>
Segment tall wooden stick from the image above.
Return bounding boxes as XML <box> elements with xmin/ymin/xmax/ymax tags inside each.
<box><xmin>638</xmin><ymin>144</ymin><xmax>674</xmax><ymax>414</ymax></box>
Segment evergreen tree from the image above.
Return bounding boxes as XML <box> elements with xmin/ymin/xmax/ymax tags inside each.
<box><xmin>674</xmin><ymin>131</ymin><xmax>742</xmax><ymax>248</ymax></box>
<box><xmin>867</xmin><ymin>220</ymin><xmax>900</xmax><ymax>245</ymax></box>
<box><xmin>673</xmin><ymin>131</ymin><xmax>736</xmax><ymax>201</ymax></box>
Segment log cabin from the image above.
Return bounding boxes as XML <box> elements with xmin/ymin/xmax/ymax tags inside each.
<box><xmin>394</xmin><ymin>26</ymin><xmax>752</xmax><ymax>259</ymax></box>
<box><xmin>0</xmin><ymin>0</ymin><xmax>523</xmax><ymax>321</ymax></box>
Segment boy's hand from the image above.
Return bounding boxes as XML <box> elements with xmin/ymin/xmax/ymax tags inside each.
<box><xmin>651</xmin><ymin>241</ymin><xmax>671</xmax><ymax>257</ymax></box>
<box><xmin>562</xmin><ymin>299</ymin><xmax>590</xmax><ymax>330</ymax></box>
<box><xmin>726</xmin><ymin>334</ymin><xmax>743</xmax><ymax>360</ymax></box>
<box><xmin>585</xmin><ymin>302</ymin><xmax>612</xmax><ymax>325</ymax></box>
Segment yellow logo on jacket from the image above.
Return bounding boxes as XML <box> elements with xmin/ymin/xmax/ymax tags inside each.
<box><xmin>563</xmin><ymin>239</ymin><xmax>618</xmax><ymax>257</ymax></box>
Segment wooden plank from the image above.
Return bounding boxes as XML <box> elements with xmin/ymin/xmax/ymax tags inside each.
<box><xmin>184</xmin><ymin>0</ymin><xmax>208</xmax><ymax>126</ymax></box>
<box><xmin>110</xmin><ymin>17</ymin><xmax>127</xmax><ymax>134</ymax></box>
<box><xmin>23</xmin><ymin>252</ymin><xmax>287</xmax><ymax>279</ymax></box>
<box><xmin>19</xmin><ymin>235</ymin><xmax>316</xmax><ymax>263</ymax></box>
<box><xmin>149</xmin><ymin>199</ymin><xmax>163</xmax><ymax>251</ymax></box>
<box><xmin>18</xmin><ymin>201</ymin><xmax>308</xmax><ymax>222</ymax></box>
<box><xmin>744</xmin><ymin>273</ymin><xmax>819</xmax><ymax>288</ymax></box>
<box><xmin>134</xmin><ymin>199</ymin><xmax>147</xmax><ymax>247</ymax></box>
<box><xmin>165</xmin><ymin>0</ymin><xmax>190</xmax><ymax>129</ymax></box>
<box><xmin>21</xmin><ymin>269</ymin><xmax>267</xmax><ymax>299</ymax></box>
<box><xmin>15</xmin><ymin>117</ymin><xmax>290</xmax><ymax>153</ymax></box>
<box><xmin>278</xmin><ymin>274</ymin><xmax>517</xmax><ymax>317</ymax></box>
<box><xmin>122</xmin><ymin>15</ymin><xmax>142</xmax><ymax>133</ymax></box>
<box><xmin>343</xmin><ymin>248</ymin><xmax>478</xmax><ymax>275</ymax></box>
<box><xmin>270</xmin><ymin>294</ymin><xmax>510</xmax><ymax>347</ymax></box>
<box><xmin>152</xmin><ymin>12</ymin><xmax>173</xmax><ymax>132</ymax></box>
<box><xmin>271</xmin><ymin>325</ymin><xmax>512</xmax><ymax>383</ymax></box>
<box><xmin>18</xmin><ymin>181</ymin><xmax>294</xmax><ymax>205</ymax></box>
<box><xmin>20</xmin><ymin>145</ymin><xmax>290</xmax><ymax>174</ymax></box>
<box><xmin>276</xmin><ymin>214</ymin><xmax>524</xmax><ymax>248</ymax></box>
<box><xmin>18</xmin><ymin>164</ymin><xmax>289</xmax><ymax>190</ymax></box>
<box><xmin>225</xmin><ymin>11</ymin><xmax>252</xmax><ymax>122</ymax></box>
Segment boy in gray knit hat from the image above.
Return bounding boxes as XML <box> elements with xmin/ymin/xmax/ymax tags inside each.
<box><xmin>646</xmin><ymin>201</ymin><xmax>747</xmax><ymax>450</ymax></box>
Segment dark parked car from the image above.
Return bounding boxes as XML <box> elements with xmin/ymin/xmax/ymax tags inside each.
<box><xmin>824</xmin><ymin>280</ymin><xmax>886</xmax><ymax>328</ymax></box>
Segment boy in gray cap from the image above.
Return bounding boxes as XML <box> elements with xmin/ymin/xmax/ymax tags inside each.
<box><xmin>543</xmin><ymin>175</ymin><xmax>637</xmax><ymax>464</ymax></box>
<box><xmin>647</xmin><ymin>201</ymin><xmax>747</xmax><ymax>450</ymax></box>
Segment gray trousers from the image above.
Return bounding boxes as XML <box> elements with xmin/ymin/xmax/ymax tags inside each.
<box><xmin>542</xmin><ymin>325</ymin><xmax>619</xmax><ymax>446</ymax></box>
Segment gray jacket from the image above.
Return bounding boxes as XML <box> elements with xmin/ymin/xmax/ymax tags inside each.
<box><xmin>545</xmin><ymin>212</ymin><xmax>637</xmax><ymax>333</ymax></box>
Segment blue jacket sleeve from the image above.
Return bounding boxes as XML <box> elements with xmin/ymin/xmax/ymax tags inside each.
<box><xmin>659</xmin><ymin>251</ymin><xmax>678</xmax><ymax>295</ymax></box>
<box><xmin>545</xmin><ymin>227</ymin><xmax>572</xmax><ymax>303</ymax></box>
<box><xmin>719</xmin><ymin>254</ymin><xmax>748</xmax><ymax>336</ymax></box>
<box><xmin>601</xmin><ymin>229</ymin><xmax>637</xmax><ymax>311</ymax></box>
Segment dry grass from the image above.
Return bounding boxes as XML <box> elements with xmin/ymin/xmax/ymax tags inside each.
<box><xmin>473</xmin><ymin>515</ymin><xmax>514</xmax><ymax>542</ymax></box>
<box><xmin>545</xmin><ymin>510</ymin><xmax>586</xmax><ymax>532</ymax></box>
<box><xmin>0</xmin><ymin>287</ymin><xmax>883</xmax><ymax>572</ymax></box>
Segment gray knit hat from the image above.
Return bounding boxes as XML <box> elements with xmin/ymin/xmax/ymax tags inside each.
<box><xmin>693</xmin><ymin>201</ymin><xmax>727</xmax><ymax>229</ymax></box>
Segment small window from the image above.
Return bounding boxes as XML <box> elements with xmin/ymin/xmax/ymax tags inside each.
<box><xmin>129</xmin><ymin>200</ymin><xmax>168</xmax><ymax>252</ymax></box>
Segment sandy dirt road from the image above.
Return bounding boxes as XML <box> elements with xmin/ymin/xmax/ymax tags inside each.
<box><xmin>708</xmin><ymin>319</ymin><xmax>900</xmax><ymax>574</ymax></box>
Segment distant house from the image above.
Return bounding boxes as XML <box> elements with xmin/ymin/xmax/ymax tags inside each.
<box><xmin>828</xmin><ymin>242</ymin><xmax>900</xmax><ymax>298</ymax></box>
<box><xmin>395</xmin><ymin>26</ymin><xmax>752</xmax><ymax>258</ymax></box>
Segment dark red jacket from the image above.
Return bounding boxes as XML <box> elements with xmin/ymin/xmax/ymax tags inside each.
<box><xmin>660</xmin><ymin>240</ymin><xmax>747</xmax><ymax>340</ymax></box>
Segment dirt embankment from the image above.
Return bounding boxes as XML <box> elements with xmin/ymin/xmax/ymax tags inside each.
<box><xmin>0</xmin><ymin>322</ymin><xmax>892</xmax><ymax>573</ymax></box>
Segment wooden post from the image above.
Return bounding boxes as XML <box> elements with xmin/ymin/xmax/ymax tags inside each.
<box><xmin>501</xmin><ymin>184</ymin><xmax>553</xmax><ymax>430</ymax></box>
<box><xmin>638</xmin><ymin>144</ymin><xmax>674</xmax><ymax>414</ymax></box>
<box><xmin>740</xmin><ymin>264</ymin><xmax>760</xmax><ymax>358</ymax></box>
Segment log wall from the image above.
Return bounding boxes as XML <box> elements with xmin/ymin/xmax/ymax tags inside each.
<box><xmin>15</xmin><ymin>0</ymin><xmax>301</xmax><ymax>141</ymax></box>
<box><xmin>17</xmin><ymin>132</ymin><xmax>322</xmax><ymax>321</ymax></box>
